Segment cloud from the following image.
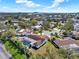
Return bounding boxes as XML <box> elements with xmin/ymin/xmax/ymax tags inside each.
<box><xmin>51</xmin><ymin>0</ymin><xmax>65</xmax><ymax>8</ymax></box>
<box><xmin>16</xmin><ymin>0</ymin><xmax>27</xmax><ymax>3</ymax></box>
<box><xmin>2</xmin><ymin>6</ymin><xmax>9</xmax><ymax>9</ymax></box>
<box><xmin>50</xmin><ymin>0</ymin><xmax>70</xmax><ymax>8</ymax></box>
<box><xmin>42</xmin><ymin>7</ymin><xmax>63</xmax><ymax>13</ymax></box>
<box><xmin>16</xmin><ymin>0</ymin><xmax>40</xmax><ymax>8</ymax></box>
<box><xmin>25</xmin><ymin>1</ymin><xmax>40</xmax><ymax>8</ymax></box>
<box><xmin>43</xmin><ymin>0</ymin><xmax>70</xmax><ymax>12</ymax></box>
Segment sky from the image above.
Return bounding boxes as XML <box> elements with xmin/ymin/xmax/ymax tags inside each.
<box><xmin>0</xmin><ymin>0</ymin><xmax>79</xmax><ymax>13</ymax></box>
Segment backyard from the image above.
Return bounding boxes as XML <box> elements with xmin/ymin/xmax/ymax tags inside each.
<box><xmin>30</xmin><ymin>41</ymin><xmax>57</xmax><ymax>55</ymax></box>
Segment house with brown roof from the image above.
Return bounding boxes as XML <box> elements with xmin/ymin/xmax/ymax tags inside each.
<box><xmin>28</xmin><ymin>34</ymin><xmax>48</xmax><ymax>48</ymax></box>
<box><xmin>53</xmin><ymin>37</ymin><xmax>79</xmax><ymax>49</ymax></box>
<box><xmin>18</xmin><ymin>35</ymin><xmax>48</xmax><ymax>49</ymax></box>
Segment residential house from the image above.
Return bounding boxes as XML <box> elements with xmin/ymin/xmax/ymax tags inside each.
<box><xmin>11</xmin><ymin>19</ymin><xmax>19</xmax><ymax>26</ymax></box>
<box><xmin>31</xmin><ymin>25</ymin><xmax>42</xmax><ymax>30</ymax></box>
<box><xmin>53</xmin><ymin>37</ymin><xmax>79</xmax><ymax>49</ymax></box>
<box><xmin>16</xmin><ymin>29</ymin><xmax>32</xmax><ymax>36</ymax></box>
<box><xmin>42</xmin><ymin>31</ymin><xmax>52</xmax><ymax>38</ymax></box>
<box><xmin>42</xmin><ymin>28</ymin><xmax>61</xmax><ymax>38</ymax></box>
<box><xmin>22</xmin><ymin>18</ymin><xmax>30</xmax><ymax>21</ymax></box>
<box><xmin>19</xmin><ymin>37</ymin><xmax>37</xmax><ymax>48</ymax></box>
<box><xmin>53</xmin><ymin>37</ymin><xmax>79</xmax><ymax>54</ymax></box>
<box><xmin>37</xmin><ymin>21</ymin><xmax>43</xmax><ymax>25</ymax></box>
<box><xmin>18</xmin><ymin>34</ymin><xmax>48</xmax><ymax>49</ymax></box>
<box><xmin>28</xmin><ymin>34</ymin><xmax>48</xmax><ymax>48</ymax></box>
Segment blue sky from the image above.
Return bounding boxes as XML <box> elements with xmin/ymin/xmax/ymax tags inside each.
<box><xmin>0</xmin><ymin>0</ymin><xmax>79</xmax><ymax>13</ymax></box>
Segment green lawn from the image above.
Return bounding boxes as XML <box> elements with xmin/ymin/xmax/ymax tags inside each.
<box><xmin>3</xmin><ymin>40</ymin><xmax>25</xmax><ymax>59</ymax></box>
<box><xmin>43</xmin><ymin>41</ymin><xmax>52</xmax><ymax>48</ymax></box>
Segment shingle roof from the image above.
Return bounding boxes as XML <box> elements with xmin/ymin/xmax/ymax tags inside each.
<box><xmin>54</xmin><ymin>37</ymin><xmax>78</xmax><ymax>47</ymax></box>
<box><xmin>28</xmin><ymin>35</ymin><xmax>45</xmax><ymax>41</ymax></box>
<box><xmin>19</xmin><ymin>37</ymin><xmax>37</xmax><ymax>45</ymax></box>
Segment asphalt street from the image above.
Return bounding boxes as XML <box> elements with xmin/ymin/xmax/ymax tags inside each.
<box><xmin>0</xmin><ymin>41</ymin><xmax>11</xmax><ymax>59</ymax></box>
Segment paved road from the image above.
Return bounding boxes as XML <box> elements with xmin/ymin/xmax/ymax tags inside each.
<box><xmin>0</xmin><ymin>41</ymin><xmax>12</xmax><ymax>59</ymax></box>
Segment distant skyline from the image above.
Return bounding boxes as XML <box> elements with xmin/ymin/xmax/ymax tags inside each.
<box><xmin>0</xmin><ymin>0</ymin><xmax>79</xmax><ymax>13</ymax></box>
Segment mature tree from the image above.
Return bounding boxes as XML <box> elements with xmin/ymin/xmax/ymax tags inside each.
<box><xmin>47</xmin><ymin>18</ymin><xmax>52</xmax><ymax>22</ymax></box>
<box><xmin>5</xmin><ymin>16</ymin><xmax>15</xmax><ymax>30</ymax></box>
<box><xmin>31</xmin><ymin>19</ymin><xmax>37</xmax><ymax>26</ymax></box>
<box><xmin>43</xmin><ymin>21</ymin><xmax>50</xmax><ymax>30</ymax></box>
<box><xmin>18</xmin><ymin>21</ymin><xmax>26</xmax><ymax>29</ymax></box>
<box><xmin>63</xmin><ymin>19</ymin><xmax>73</xmax><ymax>32</ymax></box>
<box><xmin>0</xmin><ymin>22</ymin><xmax>6</xmax><ymax>30</ymax></box>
